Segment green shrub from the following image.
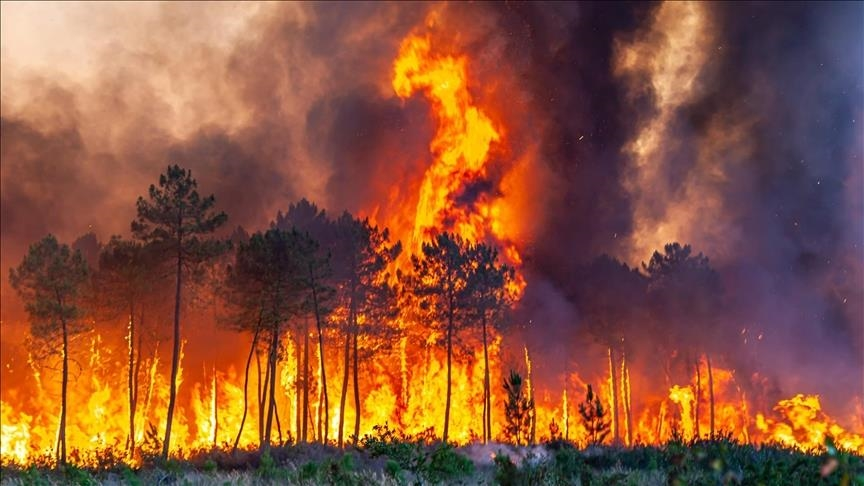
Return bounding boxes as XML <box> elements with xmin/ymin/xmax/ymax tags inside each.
<box><xmin>118</xmin><ymin>464</ymin><xmax>141</xmax><ymax>486</ymax></box>
<box><xmin>63</xmin><ymin>463</ymin><xmax>97</xmax><ymax>486</ymax></box>
<box><xmin>423</xmin><ymin>443</ymin><xmax>474</xmax><ymax>483</ymax></box>
<box><xmin>20</xmin><ymin>465</ymin><xmax>51</xmax><ymax>486</ymax></box>
<box><xmin>493</xmin><ymin>453</ymin><xmax>519</xmax><ymax>486</ymax></box>
<box><xmin>299</xmin><ymin>461</ymin><xmax>319</xmax><ymax>481</ymax></box>
<box><xmin>257</xmin><ymin>450</ymin><xmax>278</xmax><ymax>479</ymax></box>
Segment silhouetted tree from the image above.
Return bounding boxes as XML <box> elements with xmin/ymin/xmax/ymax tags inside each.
<box><xmin>643</xmin><ymin>243</ymin><xmax>723</xmax><ymax>439</ymax></box>
<box><xmin>273</xmin><ymin>199</ymin><xmax>334</xmax><ymax>443</ymax></box>
<box><xmin>132</xmin><ymin>165</ymin><xmax>227</xmax><ymax>458</ymax></box>
<box><xmin>224</xmin><ymin>228</ymin><xmax>306</xmax><ymax>451</ymax></box>
<box><xmin>578</xmin><ymin>384</ymin><xmax>610</xmax><ymax>446</ymax></box>
<box><xmin>293</xmin><ymin>230</ymin><xmax>335</xmax><ymax>444</ymax></box>
<box><xmin>502</xmin><ymin>370</ymin><xmax>534</xmax><ymax>446</ymax></box>
<box><xmin>465</xmin><ymin>243</ymin><xmax>514</xmax><ymax>443</ymax></box>
<box><xmin>96</xmin><ymin>236</ymin><xmax>158</xmax><ymax>458</ymax></box>
<box><xmin>571</xmin><ymin>255</ymin><xmax>646</xmax><ymax>445</ymax></box>
<box><xmin>331</xmin><ymin>213</ymin><xmax>401</xmax><ymax>446</ymax></box>
<box><xmin>406</xmin><ymin>232</ymin><xmax>472</xmax><ymax>443</ymax></box>
<box><xmin>9</xmin><ymin>235</ymin><xmax>90</xmax><ymax>465</ymax></box>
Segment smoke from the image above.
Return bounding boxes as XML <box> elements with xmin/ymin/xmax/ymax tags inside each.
<box><xmin>2</xmin><ymin>2</ymin><xmax>862</xmax><ymax>415</ymax></box>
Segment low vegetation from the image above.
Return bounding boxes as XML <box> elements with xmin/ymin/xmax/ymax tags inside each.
<box><xmin>2</xmin><ymin>434</ymin><xmax>860</xmax><ymax>485</ymax></box>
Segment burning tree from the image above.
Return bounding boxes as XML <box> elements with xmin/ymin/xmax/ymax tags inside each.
<box><xmin>273</xmin><ymin>200</ymin><xmax>336</xmax><ymax>444</ymax></box>
<box><xmin>644</xmin><ymin>243</ymin><xmax>724</xmax><ymax>439</ymax></box>
<box><xmin>95</xmin><ymin>237</ymin><xmax>160</xmax><ymax>458</ymax></box>
<box><xmin>224</xmin><ymin>228</ymin><xmax>310</xmax><ymax>450</ymax></box>
<box><xmin>330</xmin><ymin>213</ymin><xmax>401</xmax><ymax>446</ymax></box>
<box><xmin>293</xmin><ymin>231</ymin><xmax>335</xmax><ymax>444</ymax></box>
<box><xmin>406</xmin><ymin>232</ymin><xmax>472</xmax><ymax>443</ymax></box>
<box><xmin>465</xmin><ymin>243</ymin><xmax>514</xmax><ymax>444</ymax></box>
<box><xmin>9</xmin><ymin>235</ymin><xmax>91</xmax><ymax>465</ymax></box>
<box><xmin>578</xmin><ymin>384</ymin><xmax>610</xmax><ymax>446</ymax></box>
<box><xmin>571</xmin><ymin>255</ymin><xmax>646</xmax><ymax>445</ymax></box>
<box><xmin>132</xmin><ymin>165</ymin><xmax>227</xmax><ymax>458</ymax></box>
<box><xmin>503</xmin><ymin>370</ymin><xmax>534</xmax><ymax>446</ymax></box>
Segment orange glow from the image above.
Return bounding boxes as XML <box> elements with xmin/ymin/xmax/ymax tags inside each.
<box><xmin>2</xmin><ymin>8</ymin><xmax>863</xmax><ymax>467</ymax></box>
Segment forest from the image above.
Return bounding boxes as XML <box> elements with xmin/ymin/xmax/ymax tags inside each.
<box><xmin>3</xmin><ymin>164</ymin><xmax>861</xmax><ymax>485</ymax></box>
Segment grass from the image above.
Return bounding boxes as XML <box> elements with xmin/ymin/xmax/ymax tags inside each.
<box><xmin>1</xmin><ymin>434</ymin><xmax>861</xmax><ymax>485</ymax></box>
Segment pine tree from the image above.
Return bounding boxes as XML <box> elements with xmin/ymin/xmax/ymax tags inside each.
<box><xmin>578</xmin><ymin>385</ymin><xmax>610</xmax><ymax>446</ymax></box>
<box><xmin>406</xmin><ymin>232</ymin><xmax>472</xmax><ymax>443</ymax></box>
<box><xmin>132</xmin><ymin>165</ymin><xmax>227</xmax><ymax>458</ymax></box>
<box><xmin>465</xmin><ymin>243</ymin><xmax>514</xmax><ymax>443</ymax></box>
<box><xmin>9</xmin><ymin>235</ymin><xmax>90</xmax><ymax>465</ymax></box>
<box><xmin>502</xmin><ymin>370</ymin><xmax>534</xmax><ymax>446</ymax></box>
<box><xmin>96</xmin><ymin>236</ymin><xmax>158</xmax><ymax>459</ymax></box>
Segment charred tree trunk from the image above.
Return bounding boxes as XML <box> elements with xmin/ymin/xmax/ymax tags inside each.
<box><xmin>256</xmin><ymin>347</ymin><xmax>265</xmax><ymax>444</ymax></box>
<box><xmin>527</xmin><ymin>350</ymin><xmax>536</xmax><ymax>444</ymax></box>
<box><xmin>352</xmin><ymin>325</ymin><xmax>360</xmax><ymax>444</ymax></box>
<box><xmin>482</xmin><ymin>313</ymin><xmax>491</xmax><ymax>443</ymax></box>
<box><xmin>338</xmin><ymin>314</ymin><xmax>351</xmax><ymax>447</ymax></box>
<box><xmin>162</xmin><ymin>234</ymin><xmax>183</xmax><ymax>460</ymax></box>
<box><xmin>302</xmin><ymin>318</ymin><xmax>310</xmax><ymax>443</ymax></box>
<box><xmin>443</xmin><ymin>298</ymin><xmax>454</xmax><ymax>443</ymax></box>
<box><xmin>233</xmin><ymin>317</ymin><xmax>262</xmax><ymax>453</ymax></box>
<box><xmin>274</xmin><ymin>398</ymin><xmax>283</xmax><ymax>445</ymax></box>
<box><xmin>131</xmin><ymin>312</ymin><xmax>144</xmax><ymax>458</ymax></box>
<box><xmin>295</xmin><ymin>331</ymin><xmax>302</xmax><ymax>442</ymax></box>
<box><xmin>127</xmin><ymin>308</ymin><xmax>137</xmax><ymax>458</ymax></box>
<box><xmin>707</xmin><ymin>354</ymin><xmax>715</xmax><ymax>440</ymax></box>
<box><xmin>310</xmin><ymin>274</ymin><xmax>329</xmax><ymax>444</ymax></box>
<box><xmin>317</xmin><ymin>374</ymin><xmax>323</xmax><ymax>443</ymax></box>
<box><xmin>212</xmin><ymin>367</ymin><xmax>218</xmax><ymax>448</ymax></box>
<box><xmin>58</xmin><ymin>306</ymin><xmax>69</xmax><ymax>465</ymax></box>
<box><xmin>263</xmin><ymin>326</ymin><xmax>279</xmax><ymax>451</ymax></box>
<box><xmin>694</xmin><ymin>356</ymin><xmax>701</xmax><ymax>440</ymax></box>
<box><xmin>608</xmin><ymin>346</ymin><xmax>620</xmax><ymax>445</ymax></box>
<box><xmin>622</xmin><ymin>351</ymin><xmax>633</xmax><ymax>446</ymax></box>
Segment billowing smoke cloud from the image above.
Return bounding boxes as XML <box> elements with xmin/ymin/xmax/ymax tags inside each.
<box><xmin>1</xmin><ymin>2</ymin><xmax>861</xmax><ymax>416</ymax></box>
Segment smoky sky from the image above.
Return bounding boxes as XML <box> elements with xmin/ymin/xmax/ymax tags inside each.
<box><xmin>1</xmin><ymin>2</ymin><xmax>862</xmax><ymax>409</ymax></box>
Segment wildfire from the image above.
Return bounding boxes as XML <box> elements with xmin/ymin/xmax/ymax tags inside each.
<box><xmin>1</xmin><ymin>5</ymin><xmax>862</xmax><ymax>469</ymax></box>
<box><xmin>391</xmin><ymin>29</ymin><xmax>525</xmax><ymax>296</ymax></box>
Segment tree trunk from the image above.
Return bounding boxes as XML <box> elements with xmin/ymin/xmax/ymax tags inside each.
<box><xmin>295</xmin><ymin>331</ymin><xmax>302</xmax><ymax>442</ymax></box>
<box><xmin>59</xmin><ymin>313</ymin><xmax>69</xmax><ymax>465</ymax></box>
<box><xmin>132</xmin><ymin>312</ymin><xmax>144</xmax><ymax>456</ymax></box>
<box><xmin>338</xmin><ymin>300</ymin><xmax>353</xmax><ymax>447</ymax></box>
<box><xmin>694</xmin><ymin>356</ymin><xmax>701</xmax><ymax>440</ymax></box>
<box><xmin>352</xmin><ymin>325</ymin><xmax>360</xmax><ymax>444</ymax></box>
<box><xmin>233</xmin><ymin>318</ymin><xmax>261</xmax><ymax>453</ymax></box>
<box><xmin>263</xmin><ymin>326</ymin><xmax>279</xmax><ymax>451</ymax></box>
<box><xmin>256</xmin><ymin>347</ymin><xmax>264</xmax><ymax>444</ymax></box>
<box><xmin>310</xmin><ymin>275</ymin><xmax>328</xmax><ymax>444</ymax></box>
<box><xmin>622</xmin><ymin>351</ymin><xmax>633</xmax><ymax>446</ymax></box>
<box><xmin>526</xmin><ymin>349</ymin><xmax>536</xmax><ymax>444</ymax></box>
<box><xmin>302</xmin><ymin>318</ymin><xmax>310</xmax><ymax>443</ymax></box>
<box><xmin>482</xmin><ymin>314</ymin><xmax>491</xmax><ymax>444</ymax></box>
<box><xmin>707</xmin><ymin>354</ymin><xmax>715</xmax><ymax>440</ymax></box>
<box><xmin>212</xmin><ymin>367</ymin><xmax>218</xmax><ymax>448</ymax></box>
<box><xmin>273</xmin><ymin>397</ymin><xmax>283</xmax><ymax>445</ymax></box>
<box><xmin>127</xmin><ymin>308</ymin><xmax>136</xmax><ymax>458</ymax></box>
<box><xmin>608</xmin><ymin>346</ymin><xmax>620</xmax><ymax>445</ymax></box>
<box><xmin>443</xmin><ymin>302</ymin><xmax>453</xmax><ymax>443</ymax></box>
<box><xmin>162</xmin><ymin>243</ymin><xmax>183</xmax><ymax>460</ymax></box>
